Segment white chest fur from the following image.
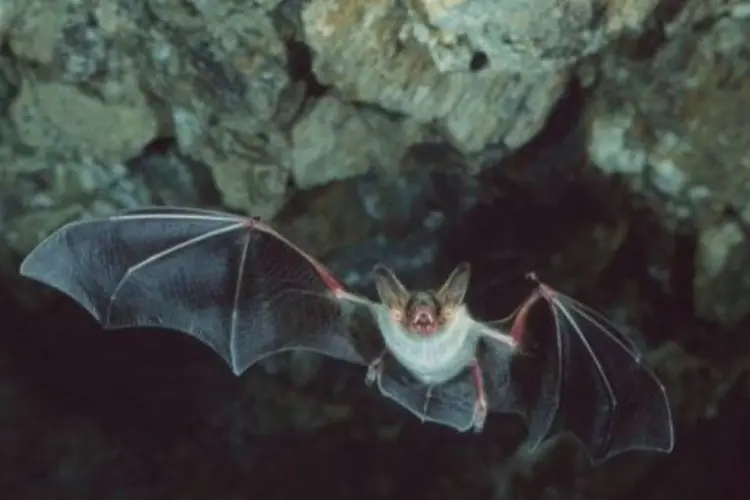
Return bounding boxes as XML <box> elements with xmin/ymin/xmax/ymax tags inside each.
<box><xmin>376</xmin><ymin>306</ymin><xmax>480</xmax><ymax>385</ymax></box>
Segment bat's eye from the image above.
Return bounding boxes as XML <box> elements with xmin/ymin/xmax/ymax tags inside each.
<box><xmin>390</xmin><ymin>309</ymin><xmax>404</xmax><ymax>322</ymax></box>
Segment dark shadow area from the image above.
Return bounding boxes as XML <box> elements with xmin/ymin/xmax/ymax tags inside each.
<box><xmin>285</xmin><ymin>39</ymin><xmax>330</xmax><ymax>99</ymax></box>
<box><xmin>1</xmin><ymin>74</ymin><xmax>749</xmax><ymax>500</ymax></box>
<box><xmin>3</xmin><ymin>279</ymin><xmax>239</xmax><ymax>441</ymax></box>
<box><xmin>0</xmin><ymin>268</ymin><xmax>523</xmax><ymax>499</ymax></box>
<box><xmin>469</xmin><ymin>51</ymin><xmax>488</xmax><ymax>72</ymax></box>
<box><xmin>432</xmin><ymin>77</ymin><xmax>750</xmax><ymax>500</ymax></box>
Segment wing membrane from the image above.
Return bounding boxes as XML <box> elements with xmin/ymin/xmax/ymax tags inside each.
<box><xmin>20</xmin><ymin>206</ymin><xmax>372</xmax><ymax>375</ymax></box>
<box><xmin>481</xmin><ymin>280</ymin><xmax>674</xmax><ymax>463</ymax></box>
<box><xmin>546</xmin><ymin>292</ymin><xmax>675</xmax><ymax>461</ymax></box>
<box><xmin>479</xmin><ymin>324</ymin><xmax>558</xmax><ymax>445</ymax></box>
<box><xmin>375</xmin><ymin>353</ymin><xmax>478</xmax><ymax>431</ymax></box>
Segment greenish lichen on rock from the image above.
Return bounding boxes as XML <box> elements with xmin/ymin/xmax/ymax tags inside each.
<box><xmin>10</xmin><ymin>77</ymin><xmax>159</xmax><ymax>164</ymax></box>
<box><xmin>302</xmin><ymin>0</ymin><xmax>569</xmax><ymax>154</ymax></box>
<box><xmin>584</xmin><ymin>6</ymin><xmax>750</xmax><ymax>326</ymax></box>
<box><xmin>190</xmin><ymin>122</ymin><xmax>291</xmax><ymax>219</ymax></box>
<box><xmin>133</xmin><ymin>6</ymin><xmax>299</xmax><ymax>218</ymax></box>
<box><xmin>404</xmin><ymin>0</ymin><xmax>661</xmax><ymax>73</ymax></box>
<box><xmin>290</xmin><ymin>95</ymin><xmax>425</xmax><ymax>188</ymax></box>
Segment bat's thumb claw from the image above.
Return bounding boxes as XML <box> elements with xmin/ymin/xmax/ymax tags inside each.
<box><xmin>471</xmin><ymin>400</ymin><xmax>488</xmax><ymax>433</ymax></box>
<box><xmin>365</xmin><ymin>358</ymin><xmax>383</xmax><ymax>387</ymax></box>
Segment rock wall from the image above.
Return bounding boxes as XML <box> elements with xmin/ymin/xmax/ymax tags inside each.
<box><xmin>0</xmin><ymin>1</ymin><xmax>749</xmax><ymax>499</ymax></box>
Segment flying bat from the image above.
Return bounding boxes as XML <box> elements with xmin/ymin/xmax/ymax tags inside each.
<box><xmin>18</xmin><ymin>206</ymin><xmax>674</xmax><ymax>463</ymax></box>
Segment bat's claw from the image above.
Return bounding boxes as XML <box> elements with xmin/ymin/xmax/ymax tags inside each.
<box><xmin>471</xmin><ymin>397</ymin><xmax>488</xmax><ymax>433</ymax></box>
<box><xmin>365</xmin><ymin>357</ymin><xmax>384</xmax><ymax>387</ymax></box>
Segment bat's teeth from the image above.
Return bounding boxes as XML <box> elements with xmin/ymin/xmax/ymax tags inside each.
<box><xmin>413</xmin><ymin>314</ymin><xmax>434</xmax><ymax>330</ymax></box>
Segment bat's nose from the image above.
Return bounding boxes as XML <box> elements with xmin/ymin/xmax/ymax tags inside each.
<box><xmin>407</xmin><ymin>305</ymin><xmax>439</xmax><ymax>336</ymax></box>
<box><xmin>412</xmin><ymin>307</ymin><xmax>435</xmax><ymax>326</ymax></box>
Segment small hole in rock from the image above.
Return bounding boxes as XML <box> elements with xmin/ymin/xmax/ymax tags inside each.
<box><xmin>470</xmin><ymin>51</ymin><xmax>488</xmax><ymax>72</ymax></box>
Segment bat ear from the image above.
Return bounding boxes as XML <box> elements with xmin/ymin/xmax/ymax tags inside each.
<box><xmin>373</xmin><ymin>264</ymin><xmax>409</xmax><ymax>309</ymax></box>
<box><xmin>436</xmin><ymin>262</ymin><xmax>470</xmax><ymax>307</ymax></box>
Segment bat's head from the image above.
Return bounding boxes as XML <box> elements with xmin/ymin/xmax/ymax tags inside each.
<box><xmin>373</xmin><ymin>262</ymin><xmax>471</xmax><ymax>336</ymax></box>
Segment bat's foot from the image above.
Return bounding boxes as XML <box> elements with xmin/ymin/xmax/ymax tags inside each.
<box><xmin>365</xmin><ymin>357</ymin><xmax>384</xmax><ymax>387</ymax></box>
<box><xmin>468</xmin><ymin>359</ymin><xmax>488</xmax><ymax>433</ymax></box>
<box><xmin>471</xmin><ymin>397</ymin><xmax>488</xmax><ymax>433</ymax></box>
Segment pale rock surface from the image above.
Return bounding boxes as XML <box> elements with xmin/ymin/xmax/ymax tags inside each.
<box><xmin>585</xmin><ymin>7</ymin><xmax>750</xmax><ymax>325</ymax></box>
<box><xmin>302</xmin><ymin>0</ymin><xmax>570</xmax><ymax>154</ymax></box>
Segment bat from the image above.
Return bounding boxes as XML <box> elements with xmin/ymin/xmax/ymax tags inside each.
<box><xmin>18</xmin><ymin>206</ymin><xmax>674</xmax><ymax>463</ymax></box>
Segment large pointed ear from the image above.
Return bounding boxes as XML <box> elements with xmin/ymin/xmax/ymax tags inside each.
<box><xmin>373</xmin><ymin>264</ymin><xmax>409</xmax><ymax>309</ymax></box>
<box><xmin>436</xmin><ymin>262</ymin><xmax>470</xmax><ymax>307</ymax></box>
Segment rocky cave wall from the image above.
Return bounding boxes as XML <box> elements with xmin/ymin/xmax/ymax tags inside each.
<box><xmin>1</xmin><ymin>0</ymin><xmax>749</xmax><ymax>499</ymax></box>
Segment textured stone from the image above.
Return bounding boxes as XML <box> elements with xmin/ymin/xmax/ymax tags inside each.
<box><xmin>7</xmin><ymin>0</ymin><xmax>68</xmax><ymax>65</ymax></box>
<box><xmin>0</xmin><ymin>0</ymin><xmax>24</xmax><ymax>41</ymax></box>
<box><xmin>302</xmin><ymin>0</ymin><xmax>569</xmax><ymax>154</ymax></box>
<box><xmin>136</xmin><ymin>9</ymin><xmax>297</xmax><ymax>217</ymax></box>
<box><xmin>10</xmin><ymin>77</ymin><xmax>159</xmax><ymax>163</ymax></box>
<box><xmin>3</xmin><ymin>152</ymin><xmax>153</xmax><ymax>254</ymax></box>
<box><xmin>404</xmin><ymin>0</ymin><xmax>661</xmax><ymax>72</ymax></box>
<box><xmin>291</xmin><ymin>95</ymin><xmax>425</xmax><ymax>188</ymax></box>
<box><xmin>141</xmin><ymin>12</ymin><xmax>290</xmax><ymax>126</ymax></box>
<box><xmin>694</xmin><ymin>218</ymin><xmax>750</xmax><ymax>327</ymax></box>
<box><xmin>194</xmin><ymin>124</ymin><xmax>291</xmax><ymax>219</ymax></box>
<box><xmin>585</xmin><ymin>10</ymin><xmax>750</xmax><ymax>325</ymax></box>
<box><xmin>650</xmin><ymin>341</ymin><xmax>750</xmax><ymax>426</ymax></box>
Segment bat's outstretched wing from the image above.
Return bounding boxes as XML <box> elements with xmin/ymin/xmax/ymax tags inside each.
<box><xmin>19</xmin><ymin>206</ymin><xmax>378</xmax><ymax>375</ymax></box>
<box><xmin>375</xmin><ymin>353</ymin><xmax>478</xmax><ymax>431</ymax></box>
<box><xmin>484</xmin><ymin>276</ymin><xmax>675</xmax><ymax>464</ymax></box>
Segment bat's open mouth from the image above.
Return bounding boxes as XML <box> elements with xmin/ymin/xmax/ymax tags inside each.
<box><xmin>409</xmin><ymin>307</ymin><xmax>438</xmax><ymax>335</ymax></box>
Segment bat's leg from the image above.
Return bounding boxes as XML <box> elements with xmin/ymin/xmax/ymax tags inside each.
<box><xmin>423</xmin><ymin>385</ymin><xmax>434</xmax><ymax>418</ymax></box>
<box><xmin>365</xmin><ymin>350</ymin><xmax>387</xmax><ymax>386</ymax></box>
<box><xmin>469</xmin><ymin>359</ymin><xmax>488</xmax><ymax>433</ymax></box>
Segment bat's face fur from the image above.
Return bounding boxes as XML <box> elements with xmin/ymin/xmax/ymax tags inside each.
<box><xmin>374</xmin><ymin>263</ymin><xmax>470</xmax><ymax>337</ymax></box>
<box><xmin>403</xmin><ymin>292</ymin><xmax>444</xmax><ymax>335</ymax></box>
